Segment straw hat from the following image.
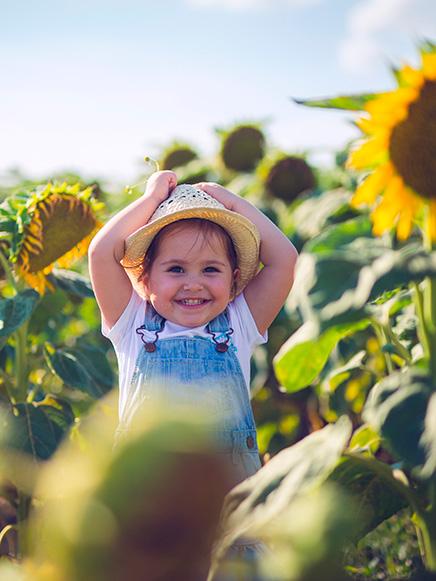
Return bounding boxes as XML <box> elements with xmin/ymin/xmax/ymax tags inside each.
<box><xmin>121</xmin><ymin>184</ymin><xmax>260</xmax><ymax>298</ymax></box>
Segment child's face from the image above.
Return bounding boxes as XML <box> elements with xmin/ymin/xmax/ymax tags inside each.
<box><xmin>142</xmin><ymin>224</ymin><xmax>239</xmax><ymax>328</ymax></box>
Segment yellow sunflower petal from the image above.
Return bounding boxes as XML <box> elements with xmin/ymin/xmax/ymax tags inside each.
<box><xmin>396</xmin><ymin>188</ymin><xmax>421</xmax><ymax>240</ymax></box>
<box><xmin>365</xmin><ymin>88</ymin><xmax>418</xmax><ymax>117</ymax></box>
<box><xmin>347</xmin><ymin>133</ymin><xmax>389</xmax><ymax>170</ymax></box>
<box><xmin>422</xmin><ymin>53</ymin><xmax>436</xmax><ymax>80</ymax></box>
<box><xmin>428</xmin><ymin>200</ymin><xmax>436</xmax><ymax>242</ymax></box>
<box><xmin>351</xmin><ymin>163</ymin><xmax>394</xmax><ymax>207</ymax></box>
<box><xmin>371</xmin><ymin>176</ymin><xmax>404</xmax><ymax>236</ymax></box>
<box><xmin>398</xmin><ymin>65</ymin><xmax>425</xmax><ymax>89</ymax></box>
<box><xmin>356</xmin><ymin>115</ymin><xmax>382</xmax><ymax>136</ymax></box>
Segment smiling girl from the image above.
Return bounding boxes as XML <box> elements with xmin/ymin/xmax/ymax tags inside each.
<box><xmin>88</xmin><ymin>170</ymin><xmax>298</xmax><ymax>572</ymax></box>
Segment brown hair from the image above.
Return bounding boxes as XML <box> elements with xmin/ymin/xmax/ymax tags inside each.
<box><xmin>142</xmin><ymin>218</ymin><xmax>238</xmax><ymax>276</ymax></box>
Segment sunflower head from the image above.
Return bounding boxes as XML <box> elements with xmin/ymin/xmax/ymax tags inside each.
<box><xmin>218</xmin><ymin>123</ymin><xmax>266</xmax><ymax>172</ymax></box>
<box><xmin>160</xmin><ymin>142</ymin><xmax>198</xmax><ymax>170</ymax></box>
<box><xmin>258</xmin><ymin>153</ymin><xmax>316</xmax><ymax>203</ymax></box>
<box><xmin>1</xmin><ymin>182</ymin><xmax>103</xmax><ymax>294</ymax></box>
<box><xmin>347</xmin><ymin>44</ymin><xmax>436</xmax><ymax>241</ymax></box>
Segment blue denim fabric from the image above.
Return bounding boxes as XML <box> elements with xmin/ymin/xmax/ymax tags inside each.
<box><xmin>115</xmin><ymin>305</ymin><xmax>261</xmax><ymax>482</ymax></box>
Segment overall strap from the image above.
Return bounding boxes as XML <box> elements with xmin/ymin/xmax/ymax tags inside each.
<box><xmin>136</xmin><ymin>303</ymin><xmax>165</xmax><ymax>353</ymax></box>
<box><xmin>208</xmin><ymin>309</ymin><xmax>230</xmax><ymax>333</ymax></box>
<box><xmin>142</xmin><ymin>302</ymin><xmax>165</xmax><ymax>332</ymax></box>
<box><xmin>207</xmin><ymin>309</ymin><xmax>234</xmax><ymax>353</ymax></box>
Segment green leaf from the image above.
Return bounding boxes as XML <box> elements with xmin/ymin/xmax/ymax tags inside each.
<box><xmin>323</xmin><ymin>351</ymin><xmax>366</xmax><ymax>393</ymax></box>
<box><xmin>49</xmin><ymin>269</ymin><xmax>95</xmax><ymax>298</ymax></box>
<box><xmin>420</xmin><ymin>393</ymin><xmax>436</xmax><ymax>480</ymax></box>
<box><xmin>292</xmin><ymin>188</ymin><xmax>352</xmax><ymax>240</ymax></box>
<box><xmin>45</xmin><ymin>344</ymin><xmax>113</xmax><ymax>398</ymax></box>
<box><xmin>363</xmin><ymin>368</ymin><xmax>435</xmax><ymax>477</ymax></box>
<box><xmin>292</xmin><ymin>93</ymin><xmax>378</xmax><ymax>111</ymax></box>
<box><xmin>213</xmin><ymin>417</ymin><xmax>352</xmax><ymax>562</ymax></box>
<box><xmin>274</xmin><ymin>320</ymin><xmax>370</xmax><ymax>393</ymax></box>
<box><xmin>305</xmin><ymin>216</ymin><xmax>373</xmax><ymax>255</ymax></box>
<box><xmin>328</xmin><ymin>454</ymin><xmax>408</xmax><ymax>538</ymax></box>
<box><xmin>289</xmin><ymin>241</ymin><xmax>386</xmax><ymax>326</ymax></box>
<box><xmin>292</xmin><ymin>243</ymin><xmax>436</xmax><ymax>333</ymax></box>
<box><xmin>35</xmin><ymin>395</ymin><xmax>75</xmax><ymax>440</ymax></box>
<box><xmin>349</xmin><ymin>424</ymin><xmax>381</xmax><ymax>455</ymax></box>
<box><xmin>0</xmin><ymin>290</ymin><xmax>39</xmax><ymax>348</ymax></box>
<box><xmin>1</xmin><ymin>400</ymin><xmax>74</xmax><ymax>460</ymax></box>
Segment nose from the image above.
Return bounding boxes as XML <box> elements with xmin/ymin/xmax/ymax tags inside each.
<box><xmin>183</xmin><ymin>276</ymin><xmax>204</xmax><ymax>291</ymax></box>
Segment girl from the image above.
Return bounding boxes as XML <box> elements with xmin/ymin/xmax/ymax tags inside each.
<box><xmin>88</xmin><ymin>170</ymin><xmax>298</xmax><ymax>571</ymax></box>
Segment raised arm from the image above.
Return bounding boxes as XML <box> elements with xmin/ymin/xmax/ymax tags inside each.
<box><xmin>194</xmin><ymin>182</ymin><xmax>298</xmax><ymax>335</ymax></box>
<box><xmin>88</xmin><ymin>171</ymin><xmax>177</xmax><ymax>330</ymax></box>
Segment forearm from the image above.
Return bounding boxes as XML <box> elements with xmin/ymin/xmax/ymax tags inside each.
<box><xmin>89</xmin><ymin>194</ymin><xmax>160</xmax><ymax>262</ymax></box>
<box><xmin>233</xmin><ymin>198</ymin><xmax>298</xmax><ymax>270</ymax></box>
<box><xmin>89</xmin><ymin>171</ymin><xmax>176</xmax><ymax>263</ymax></box>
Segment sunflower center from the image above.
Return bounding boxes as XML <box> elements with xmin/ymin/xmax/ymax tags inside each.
<box><xmin>27</xmin><ymin>196</ymin><xmax>96</xmax><ymax>272</ymax></box>
<box><xmin>389</xmin><ymin>80</ymin><xmax>436</xmax><ymax>200</ymax></box>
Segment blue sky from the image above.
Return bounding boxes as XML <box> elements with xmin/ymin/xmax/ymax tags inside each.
<box><xmin>2</xmin><ymin>0</ymin><xmax>435</xmax><ymax>183</ymax></box>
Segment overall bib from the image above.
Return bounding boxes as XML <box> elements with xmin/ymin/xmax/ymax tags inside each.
<box><xmin>114</xmin><ymin>305</ymin><xmax>268</xmax><ymax>579</ymax></box>
<box><xmin>115</xmin><ymin>305</ymin><xmax>262</xmax><ymax>482</ymax></box>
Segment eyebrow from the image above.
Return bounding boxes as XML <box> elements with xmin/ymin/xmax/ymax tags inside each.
<box><xmin>159</xmin><ymin>259</ymin><xmax>227</xmax><ymax>266</ymax></box>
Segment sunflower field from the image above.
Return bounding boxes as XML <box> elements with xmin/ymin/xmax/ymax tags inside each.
<box><xmin>0</xmin><ymin>42</ymin><xmax>435</xmax><ymax>580</ymax></box>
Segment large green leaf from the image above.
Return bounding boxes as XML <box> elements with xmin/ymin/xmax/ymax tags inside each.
<box><xmin>1</xmin><ymin>399</ymin><xmax>74</xmax><ymax>461</ymax></box>
<box><xmin>35</xmin><ymin>395</ymin><xmax>75</xmax><ymax>441</ymax></box>
<box><xmin>45</xmin><ymin>344</ymin><xmax>114</xmax><ymax>398</ymax></box>
<box><xmin>420</xmin><ymin>393</ymin><xmax>436</xmax><ymax>480</ymax></box>
<box><xmin>213</xmin><ymin>417</ymin><xmax>352</xmax><ymax>563</ymax></box>
<box><xmin>0</xmin><ymin>289</ymin><xmax>39</xmax><ymax>348</ymax></box>
<box><xmin>49</xmin><ymin>269</ymin><xmax>95</xmax><ymax>298</ymax></box>
<box><xmin>292</xmin><ymin>188</ymin><xmax>352</xmax><ymax>240</ymax></box>
<box><xmin>305</xmin><ymin>216</ymin><xmax>373</xmax><ymax>255</ymax></box>
<box><xmin>292</xmin><ymin>93</ymin><xmax>378</xmax><ymax>111</ymax></box>
<box><xmin>363</xmin><ymin>368</ymin><xmax>435</xmax><ymax>477</ymax></box>
<box><xmin>292</xmin><ymin>243</ymin><xmax>436</xmax><ymax>333</ymax></box>
<box><xmin>274</xmin><ymin>320</ymin><xmax>370</xmax><ymax>393</ymax></box>
<box><xmin>329</xmin><ymin>454</ymin><xmax>408</xmax><ymax>539</ymax></box>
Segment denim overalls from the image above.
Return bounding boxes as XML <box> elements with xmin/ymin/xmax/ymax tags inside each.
<box><xmin>115</xmin><ymin>304</ymin><xmax>261</xmax><ymax>481</ymax></box>
<box><xmin>114</xmin><ymin>304</ymin><xmax>267</xmax><ymax>579</ymax></box>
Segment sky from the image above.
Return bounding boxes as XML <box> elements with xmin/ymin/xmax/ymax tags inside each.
<box><xmin>2</xmin><ymin>0</ymin><xmax>435</xmax><ymax>184</ymax></box>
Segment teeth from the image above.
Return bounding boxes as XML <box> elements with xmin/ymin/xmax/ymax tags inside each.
<box><xmin>180</xmin><ymin>299</ymin><xmax>206</xmax><ymax>305</ymax></box>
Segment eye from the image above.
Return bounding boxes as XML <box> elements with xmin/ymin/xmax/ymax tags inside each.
<box><xmin>204</xmin><ymin>266</ymin><xmax>220</xmax><ymax>273</ymax></box>
<box><xmin>167</xmin><ymin>265</ymin><xmax>184</xmax><ymax>273</ymax></box>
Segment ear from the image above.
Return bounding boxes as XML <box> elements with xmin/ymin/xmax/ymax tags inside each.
<box><xmin>231</xmin><ymin>268</ymin><xmax>241</xmax><ymax>298</ymax></box>
<box><xmin>139</xmin><ymin>270</ymin><xmax>150</xmax><ymax>300</ymax></box>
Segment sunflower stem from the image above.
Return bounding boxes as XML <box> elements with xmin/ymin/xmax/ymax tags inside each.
<box><xmin>0</xmin><ymin>248</ymin><xmax>18</xmax><ymax>293</ymax></box>
<box><xmin>412</xmin><ymin>282</ymin><xmax>431</xmax><ymax>359</ymax></box>
<box><xmin>422</xmin><ymin>206</ymin><xmax>436</xmax><ymax>379</ymax></box>
<box><xmin>371</xmin><ymin>320</ymin><xmax>393</xmax><ymax>374</ymax></box>
<box><xmin>14</xmin><ymin>321</ymin><xmax>29</xmax><ymax>402</ymax></box>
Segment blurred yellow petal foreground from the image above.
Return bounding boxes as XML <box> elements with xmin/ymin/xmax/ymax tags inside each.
<box><xmin>348</xmin><ymin>47</ymin><xmax>436</xmax><ymax>241</ymax></box>
<box><xmin>14</xmin><ymin>183</ymin><xmax>103</xmax><ymax>293</ymax></box>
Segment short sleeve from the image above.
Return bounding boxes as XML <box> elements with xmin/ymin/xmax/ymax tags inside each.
<box><xmin>229</xmin><ymin>293</ymin><xmax>268</xmax><ymax>352</ymax></box>
<box><xmin>101</xmin><ymin>290</ymin><xmax>145</xmax><ymax>347</ymax></box>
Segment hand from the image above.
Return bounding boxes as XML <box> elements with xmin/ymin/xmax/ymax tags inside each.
<box><xmin>194</xmin><ymin>182</ymin><xmax>240</xmax><ymax>211</ymax></box>
<box><xmin>145</xmin><ymin>171</ymin><xmax>177</xmax><ymax>204</ymax></box>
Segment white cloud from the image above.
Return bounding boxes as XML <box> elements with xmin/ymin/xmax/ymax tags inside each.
<box><xmin>187</xmin><ymin>0</ymin><xmax>321</xmax><ymax>11</ymax></box>
<box><xmin>339</xmin><ymin>0</ymin><xmax>436</xmax><ymax>74</ymax></box>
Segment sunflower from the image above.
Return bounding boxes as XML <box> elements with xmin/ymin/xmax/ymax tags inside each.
<box><xmin>218</xmin><ymin>123</ymin><xmax>266</xmax><ymax>172</ymax></box>
<box><xmin>160</xmin><ymin>141</ymin><xmax>198</xmax><ymax>170</ymax></box>
<box><xmin>1</xmin><ymin>182</ymin><xmax>103</xmax><ymax>294</ymax></box>
<box><xmin>347</xmin><ymin>46</ymin><xmax>436</xmax><ymax>241</ymax></box>
<box><xmin>258</xmin><ymin>153</ymin><xmax>316</xmax><ymax>203</ymax></box>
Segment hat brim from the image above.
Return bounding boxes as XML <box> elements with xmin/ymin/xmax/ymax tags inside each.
<box><xmin>121</xmin><ymin>206</ymin><xmax>260</xmax><ymax>299</ymax></box>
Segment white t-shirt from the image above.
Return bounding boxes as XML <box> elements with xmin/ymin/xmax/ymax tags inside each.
<box><xmin>102</xmin><ymin>290</ymin><xmax>267</xmax><ymax>421</ymax></box>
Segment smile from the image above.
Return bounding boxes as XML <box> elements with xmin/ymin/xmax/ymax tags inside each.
<box><xmin>176</xmin><ymin>299</ymin><xmax>210</xmax><ymax>306</ymax></box>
